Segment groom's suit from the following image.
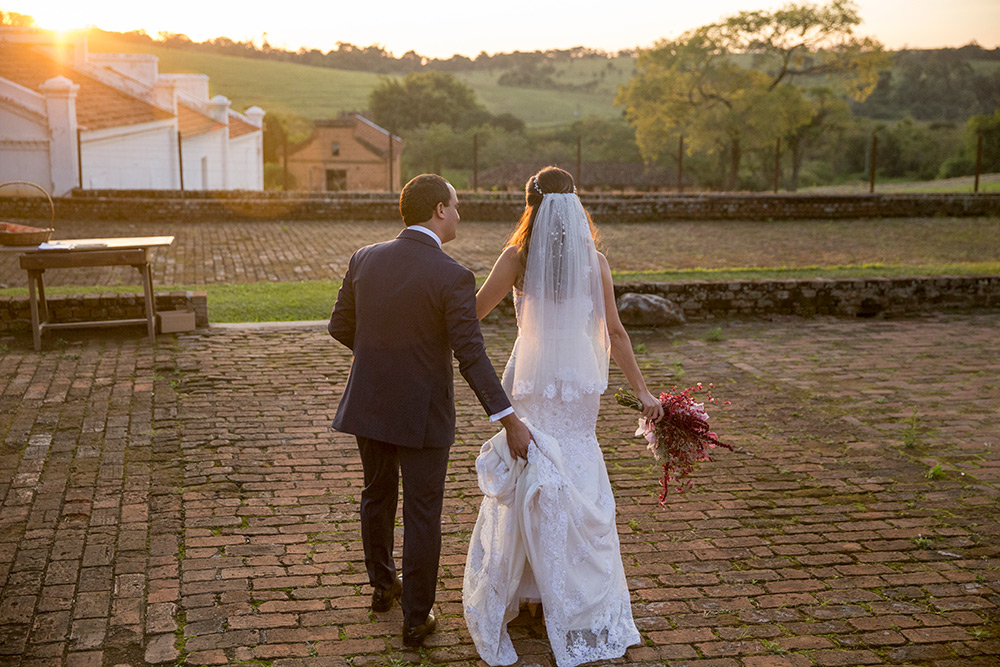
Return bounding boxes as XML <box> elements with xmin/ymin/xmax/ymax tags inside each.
<box><xmin>329</xmin><ymin>226</ymin><xmax>511</xmax><ymax>626</ymax></box>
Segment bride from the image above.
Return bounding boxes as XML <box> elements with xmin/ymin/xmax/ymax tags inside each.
<box><xmin>463</xmin><ymin>166</ymin><xmax>663</xmax><ymax>667</ymax></box>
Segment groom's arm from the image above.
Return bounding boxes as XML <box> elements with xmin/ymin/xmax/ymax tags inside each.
<box><xmin>445</xmin><ymin>269</ymin><xmax>511</xmax><ymax>416</ymax></box>
<box><xmin>328</xmin><ymin>254</ymin><xmax>357</xmax><ymax>350</ymax></box>
<box><xmin>446</xmin><ymin>267</ymin><xmax>533</xmax><ymax>459</ymax></box>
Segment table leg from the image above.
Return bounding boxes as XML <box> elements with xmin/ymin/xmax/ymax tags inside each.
<box><xmin>139</xmin><ymin>262</ymin><xmax>156</xmax><ymax>344</ymax></box>
<box><xmin>27</xmin><ymin>270</ymin><xmax>41</xmax><ymax>351</ymax></box>
<box><xmin>146</xmin><ymin>263</ymin><xmax>157</xmax><ymax>320</ymax></box>
<box><xmin>37</xmin><ymin>271</ymin><xmax>49</xmax><ymax>323</ymax></box>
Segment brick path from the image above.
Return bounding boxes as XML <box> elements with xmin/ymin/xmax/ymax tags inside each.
<box><xmin>2</xmin><ymin>217</ymin><xmax>999</xmax><ymax>288</ymax></box>
<box><xmin>1</xmin><ymin>311</ymin><xmax>998</xmax><ymax>666</ymax></box>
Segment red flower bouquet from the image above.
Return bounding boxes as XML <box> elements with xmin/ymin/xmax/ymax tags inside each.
<box><xmin>616</xmin><ymin>383</ymin><xmax>732</xmax><ymax>502</ymax></box>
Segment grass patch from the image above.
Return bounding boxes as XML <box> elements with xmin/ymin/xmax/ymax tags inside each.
<box><xmin>1</xmin><ymin>261</ymin><xmax>995</xmax><ymax>322</ymax></box>
<box><xmin>0</xmin><ymin>281</ymin><xmax>342</xmax><ymax>323</ymax></box>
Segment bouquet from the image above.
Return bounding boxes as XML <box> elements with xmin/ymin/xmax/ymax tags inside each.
<box><xmin>616</xmin><ymin>383</ymin><xmax>732</xmax><ymax>502</ymax></box>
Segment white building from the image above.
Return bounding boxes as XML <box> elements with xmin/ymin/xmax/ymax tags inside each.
<box><xmin>0</xmin><ymin>27</ymin><xmax>264</xmax><ymax>195</ymax></box>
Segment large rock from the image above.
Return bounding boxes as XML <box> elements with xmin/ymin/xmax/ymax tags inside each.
<box><xmin>617</xmin><ymin>293</ymin><xmax>686</xmax><ymax>327</ymax></box>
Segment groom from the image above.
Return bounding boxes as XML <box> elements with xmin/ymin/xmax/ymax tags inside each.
<box><xmin>329</xmin><ymin>174</ymin><xmax>532</xmax><ymax>647</ymax></box>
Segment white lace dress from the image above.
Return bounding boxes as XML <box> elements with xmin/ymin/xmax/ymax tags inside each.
<box><xmin>463</xmin><ymin>293</ymin><xmax>641</xmax><ymax>667</ymax></box>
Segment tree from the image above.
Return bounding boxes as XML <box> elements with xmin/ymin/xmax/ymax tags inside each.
<box><xmin>0</xmin><ymin>11</ymin><xmax>36</xmax><ymax>26</ymax></box>
<box><xmin>784</xmin><ymin>87</ymin><xmax>852</xmax><ymax>189</ymax></box>
<box><xmin>940</xmin><ymin>111</ymin><xmax>1000</xmax><ymax>178</ymax></box>
<box><xmin>368</xmin><ymin>71</ymin><xmax>483</xmax><ymax>133</ymax></box>
<box><xmin>617</xmin><ymin>0</ymin><xmax>886</xmax><ymax>190</ymax></box>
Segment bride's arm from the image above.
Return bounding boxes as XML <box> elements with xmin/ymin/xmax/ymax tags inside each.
<box><xmin>598</xmin><ymin>253</ymin><xmax>664</xmax><ymax>422</ymax></box>
<box><xmin>475</xmin><ymin>245</ymin><xmax>520</xmax><ymax>320</ymax></box>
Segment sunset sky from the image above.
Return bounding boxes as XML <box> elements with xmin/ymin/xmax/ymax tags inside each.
<box><xmin>16</xmin><ymin>0</ymin><xmax>1000</xmax><ymax>58</ymax></box>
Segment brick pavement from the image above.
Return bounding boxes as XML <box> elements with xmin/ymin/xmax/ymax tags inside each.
<box><xmin>1</xmin><ymin>311</ymin><xmax>999</xmax><ymax>666</ymax></box>
<box><xmin>2</xmin><ymin>217</ymin><xmax>999</xmax><ymax>289</ymax></box>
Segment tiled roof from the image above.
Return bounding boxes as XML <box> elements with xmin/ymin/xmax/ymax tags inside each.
<box><xmin>178</xmin><ymin>103</ymin><xmax>224</xmax><ymax>138</ymax></box>
<box><xmin>229</xmin><ymin>114</ymin><xmax>258</xmax><ymax>138</ymax></box>
<box><xmin>0</xmin><ymin>43</ymin><xmax>174</xmax><ymax>131</ymax></box>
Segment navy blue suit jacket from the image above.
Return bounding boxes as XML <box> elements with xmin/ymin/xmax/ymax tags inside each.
<box><xmin>329</xmin><ymin>228</ymin><xmax>512</xmax><ymax>448</ymax></box>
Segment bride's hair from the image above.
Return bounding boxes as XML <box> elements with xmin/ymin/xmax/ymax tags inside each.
<box><xmin>506</xmin><ymin>166</ymin><xmax>601</xmax><ymax>287</ymax></box>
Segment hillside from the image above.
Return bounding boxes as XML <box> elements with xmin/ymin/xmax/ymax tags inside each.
<box><xmin>85</xmin><ymin>32</ymin><xmax>633</xmax><ymax>126</ymax></box>
<box><xmin>85</xmin><ymin>30</ymin><xmax>1000</xmax><ymax>130</ymax></box>
<box><xmin>86</xmin><ymin>33</ymin><xmax>380</xmax><ymax>119</ymax></box>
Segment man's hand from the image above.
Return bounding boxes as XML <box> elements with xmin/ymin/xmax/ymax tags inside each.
<box><xmin>499</xmin><ymin>413</ymin><xmax>532</xmax><ymax>460</ymax></box>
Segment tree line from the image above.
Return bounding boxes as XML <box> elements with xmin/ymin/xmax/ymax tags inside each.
<box><xmin>103</xmin><ymin>28</ymin><xmax>625</xmax><ymax>76</ymax></box>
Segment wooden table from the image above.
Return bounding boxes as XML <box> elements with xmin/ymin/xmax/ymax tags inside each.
<box><xmin>8</xmin><ymin>236</ymin><xmax>175</xmax><ymax>351</ymax></box>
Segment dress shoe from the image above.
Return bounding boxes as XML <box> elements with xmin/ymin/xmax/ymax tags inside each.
<box><xmin>402</xmin><ymin>611</ymin><xmax>436</xmax><ymax>647</ymax></box>
<box><xmin>371</xmin><ymin>576</ymin><xmax>402</xmax><ymax>613</ymax></box>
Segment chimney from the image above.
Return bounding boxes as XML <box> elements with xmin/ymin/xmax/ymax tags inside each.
<box><xmin>40</xmin><ymin>75</ymin><xmax>81</xmax><ymax>195</ymax></box>
<box><xmin>153</xmin><ymin>78</ymin><xmax>178</xmax><ymax>114</ymax></box>
<box><xmin>208</xmin><ymin>95</ymin><xmax>231</xmax><ymax>124</ymax></box>
<box><xmin>74</xmin><ymin>33</ymin><xmax>88</xmax><ymax>66</ymax></box>
<box><xmin>244</xmin><ymin>106</ymin><xmax>265</xmax><ymax>128</ymax></box>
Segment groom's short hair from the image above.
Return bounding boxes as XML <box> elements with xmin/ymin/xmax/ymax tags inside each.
<box><xmin>400</xmin><ymin>174</ymin><xmax>451</xmax><ymax>225</ymax></box>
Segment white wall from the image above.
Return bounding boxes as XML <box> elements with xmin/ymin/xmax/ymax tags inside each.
<box><xmin>80</xmin><ymin>122</ymin><xmax>179</xmax><ymax>189</ymax></box>
<box><xmin>86</xmin><ymin>53</ymin><xmax>159</xmax><ymax>87</ymax></box>
<box><xmin>164</xmin><ymin>74</ymin><xmax>211</xmax><ymax>104</ymax></box>
<box><xmin>0</xmin><ymin>105</ymin><xmax>52</xmax><ymax>191</ymax></box>
<box><xmin>181</xmin><ymin>129</ymin><xmax>227</xmax><ymax>190</ymax></box>
<box><xmin>229</xmin><ymin>133</ymin><xmax>263</xmax><ymax>190</ymax></box>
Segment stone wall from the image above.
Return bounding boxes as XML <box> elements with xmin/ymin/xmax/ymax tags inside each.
<box><xmin>613</xmin><ymin>275</ymin><xmax>999</xmax><ymax>319</ymax></box>
<box><xmin>0</xmin><ymin>291</ymin><xmax>208</xmax><ymax>333</ymax></box>
<box><xmin>2</xmin><ymin>277</ymin><xmax>995</xmax><ymax>336</ymax></box>
<box><xmin>491</xmin><ymin>275</ymin><xmax>1000</xmax><ymax>321</ymax></box>
<box><xmin>1</xmin><ymin>191</ymin><xmax>998</xmax><ymax>223</ymax></box>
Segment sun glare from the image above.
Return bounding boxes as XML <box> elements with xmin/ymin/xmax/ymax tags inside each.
<box><xmin>29</xmin><ymin>8</ymin><xmax>89</xmax><ymax>34</ymax></box>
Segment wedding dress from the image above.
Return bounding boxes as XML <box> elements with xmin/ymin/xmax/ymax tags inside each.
<box><xmin>463</xmin><ymin>193</ymin><xmax>641</xmax><ymax>667</ymax></box>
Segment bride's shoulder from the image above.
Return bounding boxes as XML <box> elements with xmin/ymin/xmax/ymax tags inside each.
<box><xmin>497</xmin><ymin>244</ymin><xmax>522</xmax><ymax>266</ymax></box>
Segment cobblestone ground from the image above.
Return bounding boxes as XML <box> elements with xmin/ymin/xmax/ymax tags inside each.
<box><xmin>1</xmin><ymin>217</ymin><xmax>999</xmax><ymax>288</ymax></box>
<box><xmin>1</xmin><ymin>311</ymin><xmax>998</xmax><ymax>666</ymax></box>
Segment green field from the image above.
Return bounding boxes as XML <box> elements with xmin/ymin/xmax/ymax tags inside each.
<box><xmin>87</xmin><ymin>34</ymin><xmax>380</xmax><ymax>118</ymax></box>
<box><xmin>87</xmin><ymin>33</ymin><xmax>632</xmax><ymax>126</ymax></box>
<box><xmin>452</xmin><ymin>58</ymin><xmax>635</xmax><ymax>128</ymax></box>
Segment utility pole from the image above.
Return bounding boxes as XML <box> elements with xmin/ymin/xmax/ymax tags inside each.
<box><xmin>773</xmin><ymin>138</ymin><xmax>781</xmax><ymax>193</ymax></box>
<box><xmin>282</xmin><ymin>133</ymin><xmax>289</xmax><ymax>191</ymax></box>
<box><xmin>677</xmin><ymin>135</ymin><xmax>684</xmax><ymax>194</ymax></box>
<box><xmin>576</xmin><ymin>135</ymin><xmax>582</xmax><ymax>191</ymax></box>
<box><xmin>869</xmin><ymin>134</ymin><xmax>878</xmax><ymax>194</ymax></box>
<box><xmin>387</xmin><ymin>131</ymin><xmax>394</xmax><ymax>192</ymax></box>
<box><xmin>473</xmin><ymin>134</ymin><xmax>479</xmax><ymax>192</ymax></box>
<box><xmin>974</xmin><ymin>134</ymin><xmax>983</xmax><ymax>194</ymax></box>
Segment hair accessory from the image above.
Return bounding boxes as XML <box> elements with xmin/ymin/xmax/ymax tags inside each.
<box><xmin>533</xmin><ymin>178</ymin><xmax>545</xmax><ymax>196</ymax></box>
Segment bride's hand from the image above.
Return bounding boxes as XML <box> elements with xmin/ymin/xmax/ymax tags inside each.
<box><xmin>637</xmin><ymin>389</ymin><xmax>664</xmax><ymax>422</ymax></box>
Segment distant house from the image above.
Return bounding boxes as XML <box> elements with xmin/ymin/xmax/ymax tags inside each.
<box><xmin>0</xmin><ymin>27</ymin><xmax>264</xmax><ymax>195</ymax></box>
<box><xmin>285</xmin><ymin>115</ymin><xmax>403</xmax><ymax>191</ymax></box>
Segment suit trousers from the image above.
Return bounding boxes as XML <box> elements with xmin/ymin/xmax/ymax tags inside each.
<box><xmin>356</xmin><ymin>435</ymin><xmax>450</xmax><ymax>627</ymax></box>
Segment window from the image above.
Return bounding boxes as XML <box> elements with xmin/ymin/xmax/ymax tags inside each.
<box><xmin>331</xmin><ymin>142</ymin><xmax>340</xmax><ymax>156</ymax></box>
<box><xmin>326</xmin><ymin>169</ymin><xmax>347</xmax><ymax>191</ymax></box>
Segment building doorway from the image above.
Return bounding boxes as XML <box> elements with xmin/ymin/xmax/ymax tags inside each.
<box><xmin>325</xmin><ymin>169</ymin><xmax>347</xmax><ymax>191</ymax></box>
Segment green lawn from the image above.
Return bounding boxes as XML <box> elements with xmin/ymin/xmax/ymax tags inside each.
<box><xmin>87</xmin><ymin>34</ymin><xmax>380</xmax><ymax>118</ymax></box>
<box><xmin>88</xmin><ymin>33</ymin><xmax>630</xmax><ymax>126</ymax></box>
<box><xmin>3</xmin><ymin>262</ymin><xmax>995</xmax><ymax>323</ymax></box>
